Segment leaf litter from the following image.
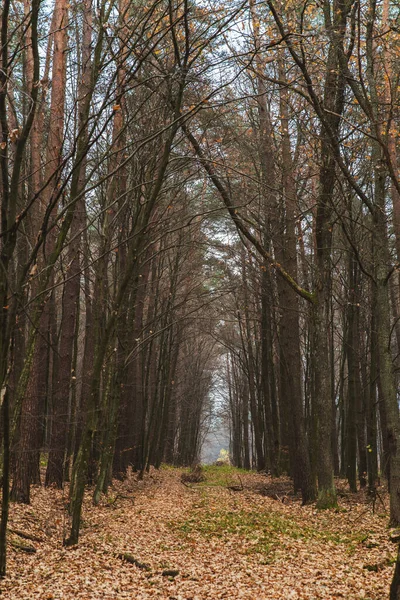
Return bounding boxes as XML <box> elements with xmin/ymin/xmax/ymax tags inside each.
<box><xmin>1</xmin><ymin>467</ymin><xmax>394</xmax><ymax>599</ymax></box>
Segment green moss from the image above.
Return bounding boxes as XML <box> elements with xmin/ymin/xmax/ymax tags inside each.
<box><xmin>316</xmin><ymin>487</ymin><xmax>337</xmax><ymax>509</ymax></box>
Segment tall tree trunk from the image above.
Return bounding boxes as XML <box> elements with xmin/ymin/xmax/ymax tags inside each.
<box><xmin>345</xmin><ymin>251</ymin><xmax>358</xmax><ymax>493</ymax></box>
<box><xmin>11</xmin><ymin>0</ymin><xmax>68</xmax><ymax>503</ymax></box>
<box><xmin>366</xmin><ymin>289</ymin><xmax>379</xmax><ymax>490</ymax></box>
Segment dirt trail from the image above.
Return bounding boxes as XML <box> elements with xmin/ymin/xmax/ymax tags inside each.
<box><xmin>1</xmin><ymin>468</ymin><xmax>393</xmax><ymax>599</ymax></box>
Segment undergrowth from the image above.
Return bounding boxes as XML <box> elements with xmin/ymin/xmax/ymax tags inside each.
<box><xmin>173</xmin><ymin>507</ymin><xmax>366</xmax><ymax>557</ymax></box>
<box><xmin>167</xmin><ymin>465</ymin><xmax>372</xmax><ymax>562</ymax></box>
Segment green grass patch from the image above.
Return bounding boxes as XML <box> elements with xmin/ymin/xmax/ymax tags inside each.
<box><xmin>174</xmin><ymin>508</ymin><xmax>303</xmax><ymax>558</ymax></box>
<box><xmin>159</xmin><ymin>463</ymin><xmax>178</xmax><ymax>471</ymax></box>
<box><xmin>195</xmin><ymin>464</ymin><xmax>249</xmax><ymax>487</ymax></box>
<box><xmin>161</xmin><ymin>463</ymin><xmax>250</xmax><ymax>485</ymax></box>
<box><xmin>172</xmin><ymin>505</ymin><xmax>368</xmax><ymax>560</ymax></box>
<box><xmin>180</xmin><ymin>508</ymin><xmax>300</xmax><ymax>538</ymax></box>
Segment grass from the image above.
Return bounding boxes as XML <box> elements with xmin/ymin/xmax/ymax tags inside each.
<box><xmin>174</xmin><ymin>505</ymin><xmax>370</xmax><ymax>560</ymax></box>
<box><xmin>159</xmin><ymin>463</ymin><xmax>178</xmax><ymax>471</ymax></box>
<box><xmin>166</xmin><ymin>464</ymin><xmax>371</xmax><ymax>562</ymax></box>
<box><xmin>176</xmin><ymin>508</ymin><xmax>303</xmax><ymax>554</ymax></box>
<box><xmin>190</xmin><ymin>464</ymin><xmax>249</xmax><ymax>487</ymax></box>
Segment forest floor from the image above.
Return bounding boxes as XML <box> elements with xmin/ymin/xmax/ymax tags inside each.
<box><xmin>1</xmin><ymin>465</ymin><xmax>395</xmax><ymax>599</ymax></box>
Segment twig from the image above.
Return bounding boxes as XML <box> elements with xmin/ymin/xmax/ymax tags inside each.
<box><xmin>117</xmin><ymin>553</ymin><xmax>150</xmax><ymax>570</ymax></box>
<box><xmin>9</xmin><ymin>539</ymin><xmax>36</xmax><ymax>553</ymax></box>
<box><xmin>9</xmin><ymin>528</ymin><xmax>43</xmax><ymax>543</ymax></box>
<box><xmin>227</xmin><ymin>474</ymin><xmax>244</xmax><ymax>492</ymax></box>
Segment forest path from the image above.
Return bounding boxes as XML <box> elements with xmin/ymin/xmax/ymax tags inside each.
<box><xmin>2</xmin><ymin>467</ymin><xmax>393</xmax><ymax>599</ymax></box>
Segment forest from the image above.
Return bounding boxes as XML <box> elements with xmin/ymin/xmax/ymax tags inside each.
<box><xmin>1</xmin><ymin>0</ymin><xmax>400</xmax><ymax>597</ymax></box>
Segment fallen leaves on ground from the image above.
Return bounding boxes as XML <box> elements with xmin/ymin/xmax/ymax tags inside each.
<box><xmin>1</xmin><ymin>467</ymin><xmax>394</xmax><ymax>599</ymax></box>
